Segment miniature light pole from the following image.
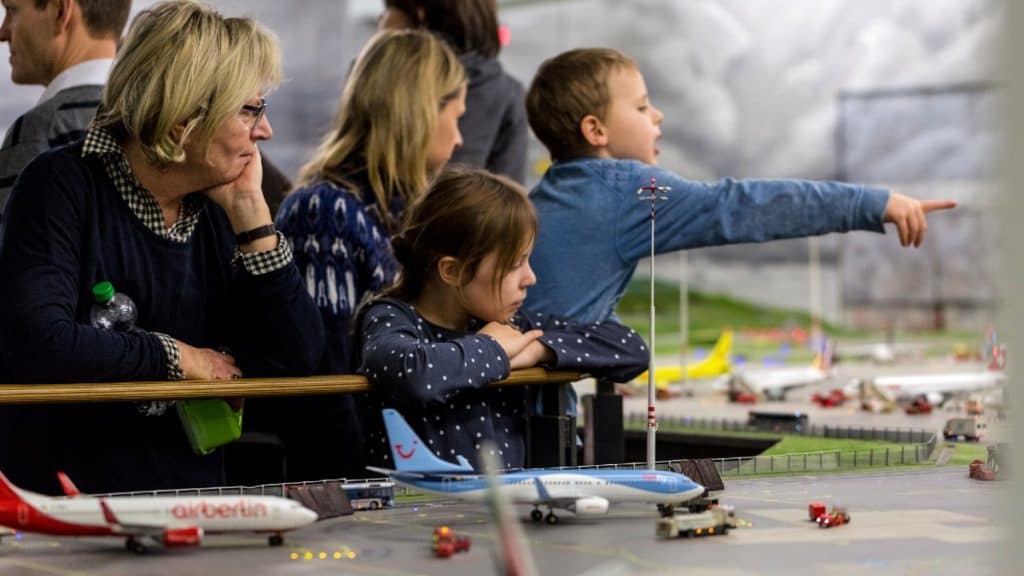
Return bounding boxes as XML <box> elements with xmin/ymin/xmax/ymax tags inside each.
<box><xmin>637</xmin><ymin>178</ymin><xmax>670</xmax><ymax>470</ymax></box>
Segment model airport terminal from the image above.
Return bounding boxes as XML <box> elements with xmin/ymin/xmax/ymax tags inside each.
<box><xmin>0</xmin><ymin>0</ymin><xmax>1014</xmax><ymax>575</ymax></box>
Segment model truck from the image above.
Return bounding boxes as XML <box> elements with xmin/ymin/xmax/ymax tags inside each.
<box><xmin>943</xmin><ymin>417</ymin><xmax>987</xmax><ymax>442</ymax></box>
<box><xmin>656</xmin><ymin>506</ymin><xmax>736</xmax><ymax>538</ymax></box>
<box><xmin>431</xmin><ymin>525</ymin><xmax>471</xmax><ymax>558</ymax></box>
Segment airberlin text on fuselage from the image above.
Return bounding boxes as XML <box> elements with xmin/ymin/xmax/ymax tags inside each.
<box><xmin>170</xmin><ymin>500</ymin><xmax>268</xmax><ymax>520</ymax></box>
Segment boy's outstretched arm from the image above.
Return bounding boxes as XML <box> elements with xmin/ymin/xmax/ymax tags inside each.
<box><xmin>883</xmin><ymin>193</ymin><xmax>958</xmax><ymax>247</ymax></box>
<box><xmin>613</xmin><ymin>164</ymin><xmax>959</xmax><ymax>262</ymax></box>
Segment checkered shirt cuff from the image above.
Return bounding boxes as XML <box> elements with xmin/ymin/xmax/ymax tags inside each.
<box><xmin>235</xmin><ymin>231</ymin><xmax>293</xmax><ymax>275</ymax></box>
<box><xmin>154</xmin><ymin>332</ymin><xmax>184</xmax><ymax>380</ymax></box>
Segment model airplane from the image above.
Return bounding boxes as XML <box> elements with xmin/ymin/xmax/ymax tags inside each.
<box><xmin>730</xmin><ymin>340</ymin><xmax>834</xmax><ymax>401</ymax></box>
<box><xmin>633</xmin><ymin>330</ymin><xmax>733</xmax><ymax>391</ymax></box>
<box><xmin>849</xmin><ymin>367</ymin><xmax>1006</xmax><ymax>407</ymax></box>
<box><xmin>367</xmin><ymin>409</ymin><xmax>706</xmax><ymax>524</ymax></box>
<box><xmin>837</xmin><ymin>341</ymin><xmax>928</xmax><ymax>364</ymax></box>
<box><xmin>0</xmin><ymin>470</ymin><xmax>317</xmax><ymax>552</ymax></box>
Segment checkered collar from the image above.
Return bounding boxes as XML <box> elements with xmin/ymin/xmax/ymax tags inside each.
<box><xmin>82</xmin><ymin>128</ymin><xmax>205</xmax><ymax>242</ymax></box>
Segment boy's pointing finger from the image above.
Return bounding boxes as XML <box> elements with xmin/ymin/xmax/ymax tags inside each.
<box><xmin>921</xmin><ymin>200</ymin><xmax>958</xmax><ymax>213</ymax></box>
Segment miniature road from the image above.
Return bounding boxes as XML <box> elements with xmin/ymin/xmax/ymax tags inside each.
<box><xmin>0</xmin><ymin>467</ymin><xmax>1004</xmax><ymax>575</ymax></box>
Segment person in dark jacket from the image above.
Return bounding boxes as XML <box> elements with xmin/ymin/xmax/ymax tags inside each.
<box><xmin>379</xmin><ymin>0</ymin><xmax>528</xmax><ymax>184</ymax></box>
<box><xmin>0</xmin><ymin>0</ymin><xmax>324</xmax><ymax>494</ymax></box>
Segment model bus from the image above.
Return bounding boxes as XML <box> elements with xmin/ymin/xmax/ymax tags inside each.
<box><xmin>747</xmin><ymin>411</ymin><xmax>809</xmax><ymax>433</ymax></box>
<box><xmin>343</xmin><ymin>479</ymin><xmax>396</xmax><ymax>510</ymax></box>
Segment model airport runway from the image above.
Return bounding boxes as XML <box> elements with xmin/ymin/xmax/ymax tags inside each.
<box><xmin>0</xmin><ymin>466</ymin><xmax>1004</xmax><ymax>575</ymax></box>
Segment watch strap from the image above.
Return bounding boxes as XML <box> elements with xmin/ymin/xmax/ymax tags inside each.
<box><xmin>235</xmin><ymin>224</ymin><xmax>276</xmax><ymax>245</ymax></box>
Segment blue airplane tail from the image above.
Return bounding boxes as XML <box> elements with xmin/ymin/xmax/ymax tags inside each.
<box><xmin>382</xmin><ymin>409</ymin><xmax>474</xmax><ymax>473</ymax></box>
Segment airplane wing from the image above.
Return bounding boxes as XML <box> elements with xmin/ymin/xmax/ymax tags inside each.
<box><xmin>528</xmin><ymin>478</ymin><xmax>579</xmax><ymax>508</ymax></box>
<box><xmin>98</xmin><ymin>499</ymin><xmax>177</xmax><ymax>538</ymax></box>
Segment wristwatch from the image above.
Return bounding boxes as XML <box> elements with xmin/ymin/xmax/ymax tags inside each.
<box><xmin>235</xmin><ymin>224</ymin><xmax>276</xmax><ymax>245</ymax></box>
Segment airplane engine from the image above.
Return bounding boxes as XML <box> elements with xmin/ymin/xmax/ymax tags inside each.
<box><xmin>567</xmin><ymin>496</ymin><xmax>609</xmax><ymax>517</ymax></box>
<box><xmin>163</xmin><ymin>526</ymin><xmax>203</xmax><ymax>547</ymax></box>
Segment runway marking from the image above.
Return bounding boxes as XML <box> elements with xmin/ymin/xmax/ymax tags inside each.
<box><xmin>0</xmin><ymin>557</ymin><xmax>96</xmax><ymax>576</ymax></box>
<box><xmin>343</xmin><ymin>509</ymin><xmax>684</xmax><ymax>572</ymax></box>
<box><xmin>731</xmin><ymin>508</ymin><xmax>1006</xmax><ymax>545</ymax></box>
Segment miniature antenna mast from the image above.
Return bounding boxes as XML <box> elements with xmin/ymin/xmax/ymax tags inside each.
<box><xmin>637</xmin><ymin>178</ymin><xmax>670</xmax><ymax>470</ymax></box>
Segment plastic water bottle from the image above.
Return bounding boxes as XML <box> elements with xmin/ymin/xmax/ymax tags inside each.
<box><xmin>91</xmin><ymin>281</ymin><xmax>167</xmax><ymax>416</ymax></box>
<box><xmin>90</xmin><ymin>281</ymin><xmax>138</xmax><ymax>332</ymax></box>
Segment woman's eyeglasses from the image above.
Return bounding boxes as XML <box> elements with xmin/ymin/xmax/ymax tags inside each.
<box><xmin>239</xmin><ymin>98</ymin><xmax>267</xmax><ymax>136</ymax></box>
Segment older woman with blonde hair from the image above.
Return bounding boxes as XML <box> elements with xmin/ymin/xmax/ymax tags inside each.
<box><xmin>270</xmin><ymin>29</ymin><xmax>465</xmax><ymax>481</ymax></box>
<box><xmin>0</xmin><ymin>0</ymin><xmax>323</xmax><ymax>494</ymax></box>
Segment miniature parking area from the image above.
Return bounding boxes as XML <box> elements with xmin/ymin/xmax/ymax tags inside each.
<box><xmin>0</xmin><ymin>466</ymin><xmax>1004</xmax><ymax>576</ymax></box>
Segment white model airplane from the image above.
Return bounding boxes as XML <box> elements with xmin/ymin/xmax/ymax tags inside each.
<box><xmin>837</xmin><ymin>341</ymin><xmax>929</xmax><ymax>364</ymax></box>
<box><xmin>367</xmin><ymin>409</ymin><xmax>706</xmax><ymax>524</ymax></box>
<box><xmin>730</xmin><ymin>341</ymin><xmax>834</xmax><ymax>401</ymax></box>
<box><xmin>0</xmin><ymin>470</ymin><xmax>317</xmax><ymax>552</ymax></box>
<box><xmin>848</xmin><ymin>344</ymin><xmax>1007</xmax><ymax>407</ymax></box>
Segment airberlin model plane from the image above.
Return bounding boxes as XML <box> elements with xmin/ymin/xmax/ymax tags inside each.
<box><xmin>0</xmin><ymin>470</ymin><xmax>317</xmax><ymax>552</ymax></box>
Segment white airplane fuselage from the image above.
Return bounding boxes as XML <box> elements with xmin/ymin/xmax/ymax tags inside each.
<box><xmin>0</xmin><ymin>476</ymin><xmax>316</xmax><ymax>538</ymax></box>
<box><xmin>392</xmin><ymin>469</ymin><xmax>704</xmax><ymax>509</ymax></box>
<box><xmin>871</xmin><ymin>370</ymin><xmax>1006</xmax><ymax>400</ymax></box>
<box><xmin>734</xmin><ymin>366</ymin><xmax>829</xmax><ymax>397</ymax></box>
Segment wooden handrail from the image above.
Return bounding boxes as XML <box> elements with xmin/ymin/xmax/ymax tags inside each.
<box><xmin>0</xmin><ymin>368</ymin><xmax>583</xmax><ymax>404</ymax></box>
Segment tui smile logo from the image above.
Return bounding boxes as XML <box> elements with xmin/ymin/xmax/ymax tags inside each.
<box><xmin>395</xmin><ymin>439</ymin><xmax>418</xmax><ymax>459</ymax></box>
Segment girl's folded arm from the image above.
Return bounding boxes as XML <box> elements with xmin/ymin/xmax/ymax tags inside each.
<box><xmin>514</xmin><ymin>311</ymin><xmax>649</xmax><ymax>382</ymax></box>
<box><xmin>360</xmin><ymin>306</ymin><xmax>510</xmax><ymax>405</ymax></box>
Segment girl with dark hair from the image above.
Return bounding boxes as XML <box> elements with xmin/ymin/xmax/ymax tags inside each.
<box><xmin>357</xmin><ymin>169</ymin><xmax>648</xmax><ymax>469</ymax></box>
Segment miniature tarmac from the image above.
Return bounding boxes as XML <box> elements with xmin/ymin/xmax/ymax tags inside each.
<box><xmin>611</xmin><ymin>356</ymin><xmax>1011</xmax><ymax>442</ymax></box>
<box><xmin>0</xmin><ymin>466</ymin><xmax>1004</xmax><ymax>575</ymax></box>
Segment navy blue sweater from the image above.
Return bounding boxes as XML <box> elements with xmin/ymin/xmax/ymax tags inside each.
<box><xmin>0</xmin><ymin>142</ymin><xmax>324</xmax><ymax>494</ymax></box>
<box><xmin>358</xmin><ymin>299</ymin><xmax>649</xmax><ymax>469</ymax></box>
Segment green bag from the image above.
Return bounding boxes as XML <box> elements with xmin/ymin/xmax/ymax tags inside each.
<box><xmin>177</xmin><ymin>399</ymin><xmax>244</xmax><ymax>455</ymax></box>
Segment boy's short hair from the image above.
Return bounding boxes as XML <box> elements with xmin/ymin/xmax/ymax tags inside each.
<box><xmin>526</xmin><ymin>48</ymin><xmax>636</xmax><ymax>162</ymax></box>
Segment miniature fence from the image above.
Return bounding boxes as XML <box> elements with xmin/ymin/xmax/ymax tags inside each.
<box><xmin>708</xmin><ymin>445</ymin><xmax>934</xmax><ymax>477</ymax></box>
<box><xmin>103</xmin><ymin>476</ymin><xmax>393</xmax><ymax>499</ymax></box>
<box><xmin>627</xmin><ymin>412</ymin><xmax>936</xmax><ymax>444</ymax></box>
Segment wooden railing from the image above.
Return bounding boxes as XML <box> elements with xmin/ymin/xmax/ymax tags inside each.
<box><xmin>0</xmin><ymin>368</ymin><xmax>582</xmax><ymax>404</ymax></box>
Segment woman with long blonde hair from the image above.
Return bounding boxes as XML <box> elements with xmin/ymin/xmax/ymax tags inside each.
<box><xmin>270</xmin><ymin>29</ymin><xmax>466</xmax><ymax>481</ymax></box>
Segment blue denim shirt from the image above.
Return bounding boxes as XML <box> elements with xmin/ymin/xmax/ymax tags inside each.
<box><xmin>525</xmin><ymin>158</ymin><xmax>889</xmax><ymax>417</ymax></box>
<box><xmin>525</xmin><ymin>158</ymin><xmax>889</xmax><ymax>324</ymax></box>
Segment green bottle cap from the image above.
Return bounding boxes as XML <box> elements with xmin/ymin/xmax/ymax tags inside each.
<box><xmin>92</xmin><ymin>281</ymin><xmax>115</xmax><ymax>304</ymax></box>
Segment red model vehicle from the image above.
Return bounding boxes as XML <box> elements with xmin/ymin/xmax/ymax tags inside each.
<box><xmin>808</xmin><ymin>502</ymin><xmax>850</xmax><ymax>528</ymax></box>
<box><xmin>969</xmin><ymin>459</ymin><xmax>996</xmax><ymax>481</ymax></box>
<box><xmin>808</xmin><ymin>502</ymin><xmax>827</xmax><ymax>521</ymax></box>
<box><xmin>811</xmin><ymin>389</ymin><xmax>846</xmax><ymax>408</ymax></box>
<box><xmin>904</xmin><ymin>396</ymin><xmax>933</xmax><ymax>415</ymax></box>
<box><xmin>731</xmin><ymin>391</ymin><xmax>758</xmax><ymax>404</ymax></box>
<box><xmin>431</xmin><ymin>525</ymin><xmax>471</xmax><ymax>558</ymax></box>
